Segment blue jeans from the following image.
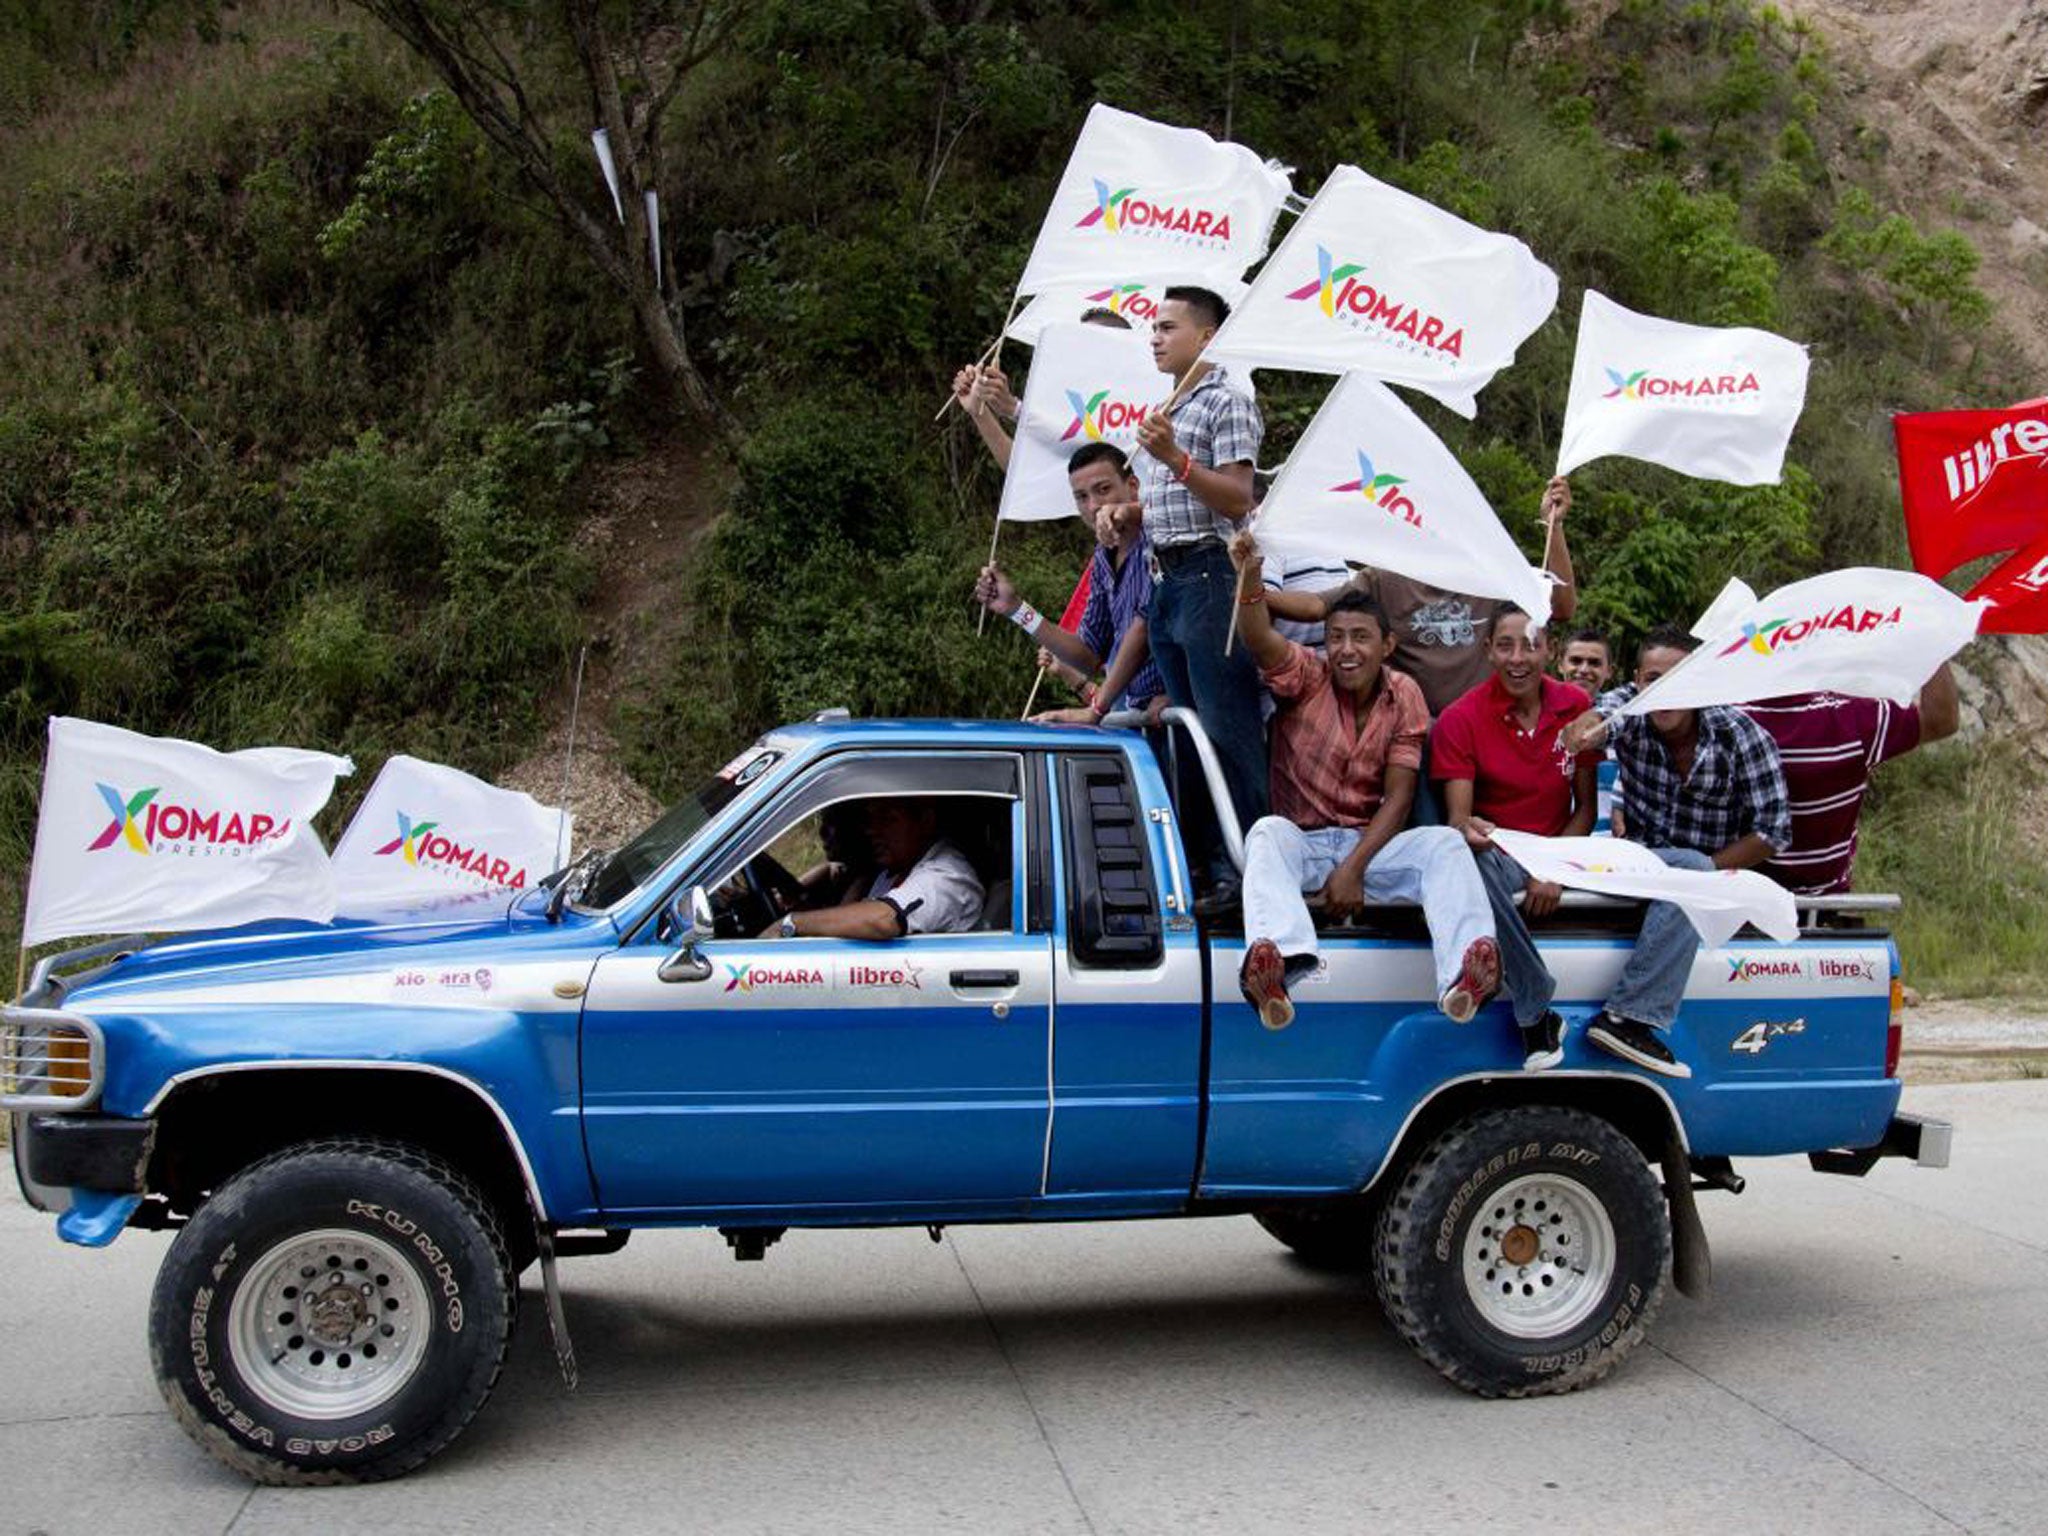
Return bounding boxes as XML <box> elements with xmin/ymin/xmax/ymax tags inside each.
<box><xmin>1476</xmin><ymin>847</ymin><xmax>1556</xmax><ymax>1027</ymax></box>
<box><xmin>1606</xmin><ymin>846</ymin><xmax>1716</xmax><ymax>1029</ymax></box>
<box><xmin>1242</xmin><ymin>818</ymin><xmax>1494</xmax><ymax>997</ymax></box>
<box><xmin>1147</xmin><ymin>543</ymin><xmax>1270</xmax><ymax>876</ymax></box>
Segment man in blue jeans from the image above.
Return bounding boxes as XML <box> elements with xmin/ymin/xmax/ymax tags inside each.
<box><xmin>1108</xmin><ymin>285</ymin><xmax>1267</xmax><ymax>900</ymax></box>
<box><xmin>1561</xmin><ymin>624</ymin><xmax>1791</xmax><ymax>1079</ymax></box>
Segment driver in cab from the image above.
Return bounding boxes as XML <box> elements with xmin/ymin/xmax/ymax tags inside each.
<box><xmin>763</xmin><ymin>798</ymin><xmax>984</xmax><ymax>940</ymax></box>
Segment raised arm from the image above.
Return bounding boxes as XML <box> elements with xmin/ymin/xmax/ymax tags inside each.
<box><xmin>953</xmin><ymin>364</ymin><xmax>1015</xmax><ymax>471</ymax></box>
<box><xmin>1918</xmin><ymin>660</ymin><xmax>1960</xmax><ymax>744</ymax></box>
<box><xmin>1540</xmin><ymin>475</ymin><xmax>1577</xmax><ymax>624</ymax></box>
<box><xmin>1227</xmin><ymin>532</ymin><xmax>1294</xmax><ymax>669</ymax></box>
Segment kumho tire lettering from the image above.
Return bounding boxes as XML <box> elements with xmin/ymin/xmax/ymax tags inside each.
<box><xmin>1374</xmin><ymin>1105</ymin><xmax>1669</xmax><ymax>1398</ymax></box>
<box><xmin>148</xmin><ymin>1137</ymin><xmax>513</xmax><ymax>1485</ymax></box>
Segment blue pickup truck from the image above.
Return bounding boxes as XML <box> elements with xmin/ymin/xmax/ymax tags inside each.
<box><xmin>3</xmin><ymin>710</ymin><xmax>1949</xmax><ymax>1484</ymax></box>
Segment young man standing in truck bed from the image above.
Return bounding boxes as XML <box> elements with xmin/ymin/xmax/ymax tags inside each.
<box><xmin>1227</xmin><ymin>533</ymin><xmax>1499</xmax><ymax>1032</ymax></box>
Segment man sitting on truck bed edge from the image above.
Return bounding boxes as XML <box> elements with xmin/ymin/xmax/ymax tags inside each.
<box><xmin>1561</xmin><ymin>625</ymin><xmax>1792</xmax><ymax>1079</ymax></box>
<box><xmin>1434</xmin><ymin>606</ymin><xmax>1603</xmax><ymax>1071</ymax></box>
<box><xmin>1228</xmin><ymin>533</ymin><xmax>1500</xmax><ymax>1032</ymax></box>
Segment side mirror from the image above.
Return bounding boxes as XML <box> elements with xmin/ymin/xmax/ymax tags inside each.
<box><xmin>658</xmin><ymin>886</ymin><xmax>715</xmax><ymax>983</ymax></box>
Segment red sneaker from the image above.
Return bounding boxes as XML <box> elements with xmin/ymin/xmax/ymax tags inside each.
<box><xmin>1439</xmin><ymin>936</ymin><xmax>1500</xmax><ymax>1024</ymax></box>
<box><xmin>1241</xmin><ymin>938</ymin><xmax>1295</xmax><ymax>1031</ymax></box>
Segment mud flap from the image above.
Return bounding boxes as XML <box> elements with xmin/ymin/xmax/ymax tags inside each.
<box><xmin>536</xmin><ymin>1226</ymin><xmax>580</xmax><ymax>1392</ymax></box>
<box><xmin>1661</xmin><ymin>1138</ymin><xmax>1711</xmax><ymax>1300</ymax></box>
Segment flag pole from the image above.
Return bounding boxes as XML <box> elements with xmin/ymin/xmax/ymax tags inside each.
<box><xmin>1019</xmin><ymin>664</ymin><xmax>1048</xmax><ymax>720</ymax></box>
<box><xmin>14</xmin><ymin>944</ymin><xmax>27</xmax><ymax>1002</ymax></box>
<box><xmin>555</xmin><ymin>645</ymin><xmax>587</xmax><ymax>869</ymax></box>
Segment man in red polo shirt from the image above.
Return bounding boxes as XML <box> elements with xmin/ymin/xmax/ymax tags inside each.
<box><xmin>1433</xmin><ymin>608</ymin><xmax>1603</xmax><ymax>1069</ymax></box>
<box><xmin>1737</xmin><ymin>664</ymin><xmax>1959</xmax><ymax>894</ymax></box>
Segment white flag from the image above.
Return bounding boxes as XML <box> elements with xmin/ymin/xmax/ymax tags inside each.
<box><xmin>1250</xmin><ymin>373</ymin><xmax>1552</xmax><ymax>619</ymax></box>
<box><xmin>997</xmin><ymin>322</ymin><xmax>1168</xmax><ymax>524</ymax></box>
<box><xmin>23</xmin><ymin>718</ymin><xmax>351</xmax><ymax>947</ymax></box>
<box><xmin>1556</xmin><ymin>291</ymin><xmax>1810</xmax><ymax>484</ymax></box>
<box><xmin>1007</xmin><ymin>276</ymin><xmax>1248</xmax><ymax>347</ymax></box>
<box><xmin>1490</xmin><ymin>829</ymin><xmax>1798</xmax><ymax>948</ymax></box>
<box><xmin>1621</xmin><ymin>567</ymin><xmax>1983</xmax><ymax>715</ymax></box>
<box><xmin>1016</xmin><ymin>104</ymin><xmax>1290</xmax><ymax>296</ymax></box>
<box><xmin>331</xmin><ymin>755</ymin><xmax>570</xmax><ymax>912</ymax></box>
<box><xmin>1203</xmin><ymin>164</ymin><xmax>1558</xmax><ymax>419</ymax></box>
<box><xmin>1690</xmin><ymin>576</ymin><xmax>1759</xmax><ymax>640</ymax></box>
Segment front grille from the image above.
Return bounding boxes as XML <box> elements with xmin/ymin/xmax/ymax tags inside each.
<box><xmin>0</xmin><ymin>1009</ymin><xmax>104</xmax><ymax>1110</ymax></box>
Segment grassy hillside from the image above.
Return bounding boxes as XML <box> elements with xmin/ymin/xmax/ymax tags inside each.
<box><xmin>1</xmin><ymin>0</ymin><xmax>2042</xmax><ymax>991</ymax></box>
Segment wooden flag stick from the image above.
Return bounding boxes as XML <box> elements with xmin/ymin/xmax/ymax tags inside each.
<box><xmin>15</xmin><ymin>944</ymin><xmax>28</xmax><ymax>1002</ymax></box>
<box><xmin>1224</xmin><ymin>600</ymin><xmax>1242</xmax><ymax>657</ymax></box>
<box><xmin>1160</xmin><ymin>355</ymin><xmax>1213</xmax><ymax>416</ymax></box>
<box><xmin>975</xmin><ymin>513</ymin><xmax>1004</xmax><ymax>636</ymax></box>
<box><xmin>1019</xmin><ymin>665</ymin><xmax>1048</xmax><ymax>720</ymax></box>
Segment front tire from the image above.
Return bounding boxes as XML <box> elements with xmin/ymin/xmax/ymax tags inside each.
<box><xmin>1374</xmin><ymin>1105</ymin><xmax>1668</xmax><ymax>1397</ymax></box>
<box><xmin>148</xmin><ymin>1138</ymin><xmax>515</xmax><ymax>1484</ymax></box>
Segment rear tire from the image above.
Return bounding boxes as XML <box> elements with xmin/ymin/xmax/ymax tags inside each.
<box><xmin>148</xmin><ymin>1138</ymin><xmax>515</xmax><ymax>1484</ymax></box>
<box><xmin>1374</xmin><ymin>1105</ymin><xmax>1668</xmax><ymax>1397</ymax></box>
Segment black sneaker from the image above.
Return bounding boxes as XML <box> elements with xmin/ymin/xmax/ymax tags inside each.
<box><xmin>1586</xmin><ymin>1013</ymin><xmax>1693</xmax><ymax>1080</ymax></box>
<box><xmin>1193</xmin><ymin>878</ymin><xmax>1243</xmax><ymax>918</ymax></box>
<box><xmin>1520</xmin><ymin>1011</ymin><xmax>1565</xmax><ymax>1073</ymax></box>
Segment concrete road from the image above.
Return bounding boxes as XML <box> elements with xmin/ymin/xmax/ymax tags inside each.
<box><xmin>3</xmin><ymin>1081</ymin><xmax>2044</xmax><ymax>1536</ymax></box>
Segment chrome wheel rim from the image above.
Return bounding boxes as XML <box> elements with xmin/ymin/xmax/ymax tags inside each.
<box><xmin>227</xmin><ymin>1228</ymin><xmax>431</xmax><ymax>1419</ymax></box>
<box><xmin>1460</xmin><ymin>1173</ymin><xmax>1616</xmax><ymax>1339</ymax></box>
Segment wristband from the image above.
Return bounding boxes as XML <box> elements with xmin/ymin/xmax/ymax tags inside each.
<box><xmin>1174</xmin><ymin>451</ymin><xmax>1195</xmax><ymax>483</ymax></box>
<box><xmin>1008</xmin><ymin>602</ymin><xmax>1043</xmax><ymax>637</ymax></box>
<box><xmin>1239</xmin><ymin>588</ymin><xmax>1267</xmax><ymax>605</ymax></box>
<box><xmin>1089</xmin><ymin>694</ymin><xmax>1109</xmax><ymax>719</ymax></box>
<box><xmin>1080</xmin><ymin>681</ymin><xmax>1099</xmax><ymax>705</ymax></box>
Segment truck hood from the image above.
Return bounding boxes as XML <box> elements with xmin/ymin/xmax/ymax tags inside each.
<box><xmin>54</xmin><ymin>888</ymin><xmax>608</xmax><ymax>1007</ymax></box>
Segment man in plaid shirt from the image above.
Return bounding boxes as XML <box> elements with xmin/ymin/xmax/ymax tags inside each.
<box><xmin>1105</xmin><ymin>286</ymin><xmax>1268</xmax><ymax>900</ymax></box>
<box><xmin>1563</xmin><ymin>624</ymin><xmax>1791</xmax><ymax>1078</ymax></box>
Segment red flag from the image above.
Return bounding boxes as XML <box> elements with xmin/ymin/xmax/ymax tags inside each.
<box><xmin>1058</xmin><ymin>564</ymin><xmax>1093</xmax><ymax>631</ymax></box>
<box><xmin>1895</xmin><ymin>400</ymin><xmax>2048</xmax><ymax>633</ymax></box>
<box><xmin>1965</xmin><ymin>534</ymin><xmax>2048</xmax><ymax>634</ymax></box>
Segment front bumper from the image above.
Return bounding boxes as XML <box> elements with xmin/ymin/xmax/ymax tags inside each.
<box><xmin>1809</xmin><ymin>1112</ymin><xmax>1953</xmax><ymax>1176</ymax></box>
<box><xmin>11</xmin><ymin>1111</ymin><xmax>155</xmax><ymax>1248</ymax></box>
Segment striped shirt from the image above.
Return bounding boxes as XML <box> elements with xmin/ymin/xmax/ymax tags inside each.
<box><xmin>1263</xmin><ymin>642</ymin><xmax>1430</xmax><ymax>830</ymax></box>
<box><xmin>1137</xmin><ymin>366</ymin><xmax>1263</xmax><ymax>550</ymax></box>
<box><xmin>1738</xmin><ymin>693</ymin><xmax>1921</xmax><ymax>894</ymax></box>
<box><xmin>1077</xmin><ymin>536</ymin><xmax>1164</xmax><ymax>709</ymax></box>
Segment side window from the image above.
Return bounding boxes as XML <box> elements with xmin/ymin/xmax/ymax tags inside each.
<box><xmin>1058</xmin><ymin>753</ymin><xmax>1163</xmax><ymax>968</ymax></box>
<box><xmin>686</xmin><ymin>754</ymin><xmax>1023</xmax><ymax>938</ymax></box>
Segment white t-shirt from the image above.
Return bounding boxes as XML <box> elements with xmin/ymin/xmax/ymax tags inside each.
<box><xmin>867</xmin><ymin>838</ymin><xmax>985</xmax><ymax>935</ymax></box>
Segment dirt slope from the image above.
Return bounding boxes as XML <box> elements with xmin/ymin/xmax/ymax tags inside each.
<box><xmin>1779</xmin><ymin>0</ymin><xmax>2048</xmax><ymax>374</ymax></box>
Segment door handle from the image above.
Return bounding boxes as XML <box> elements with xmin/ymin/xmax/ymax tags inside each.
<box><xmin>950</xmin><ymin>969</ymin><xmax>1019</xmax><ymax>988</ymax></box>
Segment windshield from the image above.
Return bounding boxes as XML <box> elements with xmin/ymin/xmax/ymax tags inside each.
<box><xmin>578</xmin><ymin>743</ymin><xmax>784</xmax><ymax>909</ymax></box>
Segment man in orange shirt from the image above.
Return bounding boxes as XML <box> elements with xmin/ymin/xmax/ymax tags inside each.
<box><xmin>1228</xmin><ymin>534</ymin><xmax>1499</xmax><ymax>1031</ymax></box>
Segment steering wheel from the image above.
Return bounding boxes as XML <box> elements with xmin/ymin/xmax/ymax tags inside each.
<box><xmin>715</xmin><ymin>853</ymin><xmax>805</xmax><ymax>939</ymax></box>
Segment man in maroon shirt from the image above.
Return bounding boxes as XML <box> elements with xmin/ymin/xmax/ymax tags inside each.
<box><xmin>1434</xmin><ymin>609</ymin><xmax>1603</xmax><ymax>1069</ymax></box>
<box><xmin>1737</xmin><ymin>665</ymin><xmax>1959</xmax><ymax>894</ymax></box>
